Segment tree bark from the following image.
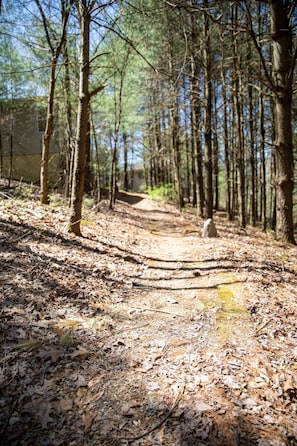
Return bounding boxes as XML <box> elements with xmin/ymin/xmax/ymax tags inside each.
<box><xmin>69</xmin><ymin>0</ymin><xmax>90</xmax><ymax>235</ymax></box>
<box><xmin>213</xmin><ymin>92</ymin><xmax>219</xmax><ymax>211</ymax></box>
<box><xmin>62</xmin><ymin>39</ymin><xmax>74</xmax><ymax>199</ymax></box>
<box><xmin>232</xmin><ymin>3</ymin><xmax>246</xmax><ymax>228</ymax></box>
<box><xmin>270</xmin><ymin>0</ymin><xmax>295</xmax><ymax>243</ymax></box>
<box><xmin>123</xmin><ymin>131</ymin><xmax>128</xmax><ymax>191</ymax></box>
<box><xmin>189</xmin><ymin>3</ymin><xmax>204</xmax><ymax>215</ymax></box>
<box><xmin>203</xmin><ymin>5</ymin><xmax>213</xmax><ymax>219</ymax></box>
<box><xmin>40</xmin><ymin>58</ymin><xmax>56</xmax><ymax>204</ymax></box>
<box><xmin>220</xmin><ymin>34</ymin><xmax>232</xmax><ymax>220</ymax></box>
<box><xmin>36</xmin><ymin>0</ymin><xmax>71</xmax><ymax>205</ymax></box>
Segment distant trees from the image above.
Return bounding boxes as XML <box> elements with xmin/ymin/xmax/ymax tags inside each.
<box><xmin>130</xmin><ymin>0</ymin><xmax>296</xmax><ymax>243</ymax></box>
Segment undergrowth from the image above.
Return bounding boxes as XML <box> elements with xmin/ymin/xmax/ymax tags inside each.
<box><xmin>146</xmin><ymin>183</ymin><xmax>175</xmax><ymax>202</ymax></box>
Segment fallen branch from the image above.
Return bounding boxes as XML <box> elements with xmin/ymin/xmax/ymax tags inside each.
<box><xmin>133</xmin><ymin>307</ymin><xmax>184</xmax><ymax>317</ymax></box>
<box><xmin>12</xmin><ymin>230</ymin><xmax>32</xmax><ymax>243</ymax></box>
<box><xmin>251</xmin><ymin>315</ymin><xmax>276</xmax><ymax>336</ymax></box>
<box><xmin>122</xmin><ymin>383</ymin><xmax>185</xmax><ymax>444</ymax></box>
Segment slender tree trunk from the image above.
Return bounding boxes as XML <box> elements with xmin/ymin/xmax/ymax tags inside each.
<box><xmin>62</xmin><ymin>39</ymin><xmax>74</xmax><ymax>199</ymax></box>
<box><xmin>203</xmin><ymin>6</ymin><xmax>213</xmax><ymax>219</ymax></box>
<box><xmin>230</xmin><ymin>88</ymin><xmax>237</xmax><ymax>219</ymax></box>
<box><xmin>189</xmin><ymin>5</ymin><xmax>203</xmax><ymax>215</ymax></box>
<box><xmin>213</xmin><ymin>91</ymin><xmax>219</xmax><ymax>211</ymax></box>
<box><xmin>40</xmin><ymin>58</ymin><xmax>56</xmax><ymax>204</ymax></box>
<box><xmin>185</xmin><ymin>126</ymin><xmax>191</xmax><ymax>203</ymax></box>
<box><xmin>248</xmin><ymin>79</ymin><xmax>256</xmax><ymax>226</ymax></box>
<box><xmin>69</xmin><ymin>1</ymin><xmax>90</xmax><ymax>235</ymax></box>
<box><xmin>9</xmin><ymin>124</ymin><xmax>12</xmax><ymax>187</ymax></box>
<box><xmin>271</xmin><ymin>151</ymin><xmax>277</xmax><ymax>230</ymax></box>
<box><xmin>245</xmin><ymin>36</ymin><xmax>256</xmax><ymax>226</ymax></box>
<box><xmin>256</xmin><ymin>2</ymin><xmax>267</xmax><ymax>232</ymax></box>
<box><xmin>123</xmin><ymin>131</ymin><xmax>128</xmax><ymax>191</ymax></box>
<box><xmin>164</xmin><ymin>3</ymin><xmax>184</xmax><ymax>210</ymax></box>
<box><xmin>232</xmin><ymin>4</ymin><xmax>246</xmax><ymax>227</ymax></box>
<box><xmin>270</xmin><ymin>0</ymin><xmax>295</xmax><ymax>243</ymax></box>
<box><xmin>36</xmin><ymin>0</ymin><xmax>71</xmax><ymax>204</ymax></box>
<box><xmin>0</xmin><ymin>126</ymin><xmax>3</xmax><ymax>178</ymax></box>
<box><xmin>84</xmin><ymin>119</ymin><xmax>92</xmax><ymax>193</ymax></box>
<box><xmin>170</xmin><ymin>91</ymin><xmax>184</xmax><ymax>210</ymax></box>
<box><xmin>91</xmin><ymin>110</ymin><xmax>101</xmax><ymax>206</ymax></box>
<box><xmin>259</xmin><ymin>87</ymin><xmax>267</xmax><ymax>231</ymax></box>
<box><xmin>220</xmin><ymin>36</ymin><xmax>232</xmax><ymax>220</ymax></box>
<box><xmin>109</xmin><ymin>140</ymin><xmax>117</xmax><ymax>208</ymax></box>
<box><xmin>109</xmin><ymin>45</ymin><xmax>130</xmax><ymax>208</ymax></box>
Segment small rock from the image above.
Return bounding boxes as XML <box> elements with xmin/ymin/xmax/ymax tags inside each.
<box><xmin>202</xmin><ymin>218</ymin><xmax>218</xmax><ymax>238</ymax></box>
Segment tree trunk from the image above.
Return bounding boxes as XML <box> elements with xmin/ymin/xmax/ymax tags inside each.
<box><xmin>0</xmin><ymin>125</ymin><xmax>3</xmax><ymax>178</ymax></box>
<box><xmin>123</xmin><ymin>131</ymin><xmax>128</xmax><ymax>191</ymax></box>
<box><xmin>91</xmin><ymin>110</ymin><xmax>101</xmax><ymax>206</ymax></box>
<box><xmin>213</xmin><ymin>88</ymin><xmax>219</xmax><ymax>211</ymax></box>
<box><xmin>248</xmin><ymin>83</ymin><xmax>256</xmax><ymax>226</ymax></box>
<box><xmin>259</xmin><ymin>86</ymin><xmax>267</xmax><ymax>231</ymax></box>
<box><xmin>203</xmin><ymin>6</ymin><xmax>213</xmax><ymax>219</ymax></box>
<box><xmin>270</xmin><ymin>0</ymin><xmax>295</xmax><ymax>243</ymax></box>
<box><xmin>256</xmin><ymin>4</ymin><xmax>267</xmax><ymax>230</ymax></box>
<box><xmin>173</xmin><ymin>113</ymin><xmax>184</xmax><ymax>210</ymax></box>
<box><xmin>62</xmin><ymin>39</ymin><xmax>74</xmax><ymax>199</ymax></box>
<box><xmin>40</xmin><ymin>58</ymin><xmax>56</xmax><ymax>204</ymax></box>
<box><xmin>69</xmin><ymin>0</ymin><xmax>90</xmax><ymax>236</ymax></box>
<box><xmin>232</xmin><ymin>4</ymin><xmax>246</xmax><ymax>228</ymax></box>
<box><xmin>189</xmin><ymin>4</ymin><xmax>203</xmax><ymax>215</ymax></box>
<box><xmin>109</xmin><ymin>139</ymin><xmax>117</xmax><ymax>208</ymax></box>
<box><xmin>164</xmin><ymin>3</ymin><xmax>184</xmax><ymax>210</ymax></box>
<box><xmin>220</xmin><ymin>36</ymin><xmax>232</xmax><ymax>220</ymax></box>
<box><xmin>36</xmin><ymin>0</ymin><xmax>71</xmax><ymax>204</ymax></box>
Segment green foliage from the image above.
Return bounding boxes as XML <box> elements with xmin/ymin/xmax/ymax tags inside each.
<box><xmin>146</xmin><ymin>183</ymin><xmax>175</xmax><ymax>202</ymax></box>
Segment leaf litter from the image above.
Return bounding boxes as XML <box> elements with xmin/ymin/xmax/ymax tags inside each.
<box><xmin>0</xmin><ymin>186</ymin><xmax>297</xmax><ymax>445</ymax></box>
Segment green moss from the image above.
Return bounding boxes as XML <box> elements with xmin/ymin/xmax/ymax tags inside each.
<box><xmin>215</xmin><ymin>277</ymin><xmax>249</xmax><ymax>341</ymax></box>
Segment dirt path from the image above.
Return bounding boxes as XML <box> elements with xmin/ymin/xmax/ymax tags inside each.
<box><xmin>1</xmin><ymin>191</ymin><xmax>297</xmax><ymax>446</ymax></box>
<box><xmin>99</xmin><ymin>196</ymin><xmax>296</xmax><ymax>446</ymax></box>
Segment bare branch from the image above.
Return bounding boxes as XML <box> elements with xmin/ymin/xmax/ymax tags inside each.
<box><xmin>92</xmin><ymin>19</ymin><xmax>158</xmax><ymax>73</ymax></box>
<box><xmin>245</xmin><ymin>2</ymin><xmax>277</xmax><ymax>94</ymax></box>
<box><xmin>89</xmin><ymin>85</ymin><xmax>105</xmax><ymax>97</ymax></box>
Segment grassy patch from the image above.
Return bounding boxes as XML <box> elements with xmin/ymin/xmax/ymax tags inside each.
<box><xmin>146</xmin><ymin>183</ymin><xmax>175</xmax><ymax>202</ymax></box>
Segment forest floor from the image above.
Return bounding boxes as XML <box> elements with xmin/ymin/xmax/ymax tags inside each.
<box><xmin>0</xmin><ymin>184</ymin><xmax>297</xmax><ymax>446</ymax></box>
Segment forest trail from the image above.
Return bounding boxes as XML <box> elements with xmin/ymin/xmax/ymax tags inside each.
<box><xmin>128</xmin><ymin>195</ymin><xmax>253</xmax><ymax>354</ymax></box>
<box><xmin>1</xmin><ymin>190</ymin><xmax>297</xmax><ymax>446</ymax></box>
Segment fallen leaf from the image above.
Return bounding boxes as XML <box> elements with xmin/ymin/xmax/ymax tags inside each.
<box><xmin>136</xmin><ymin>361</ymin><xmax>154</xmax><ymax>372</ymax></box>
<box><xmin>83</xmin><ymin>412</ymin><xmax>96</xmax><ymax>431</ymax></box>
<box><xmin>121</xmin><ymin>400</ymin><xmax>141</xmax><ymax>417</ymax></box>
<box><xmin>76</xmin><ymin>374</ymin><xmax>87</xmax><ymax>387</ymax></box>
<box><xmin>70</xmin><ymin>346</ymin><xmax>90</xmax><ymax>360</ymax></box>
<box><xmin>37</xmin><ymin>401</ymin><xmax>54</xmax><ymax>428</ymax></box>
<box><xmin>55</xmin><ymin>398</ymin><xmax>73</xmax><ymax>413</ymax></box>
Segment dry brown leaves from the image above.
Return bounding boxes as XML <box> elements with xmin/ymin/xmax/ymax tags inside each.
<box><xmin>0</xmin><ymin>185</ymin><xmax>296</xmax><ymax>446</ymax></box>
